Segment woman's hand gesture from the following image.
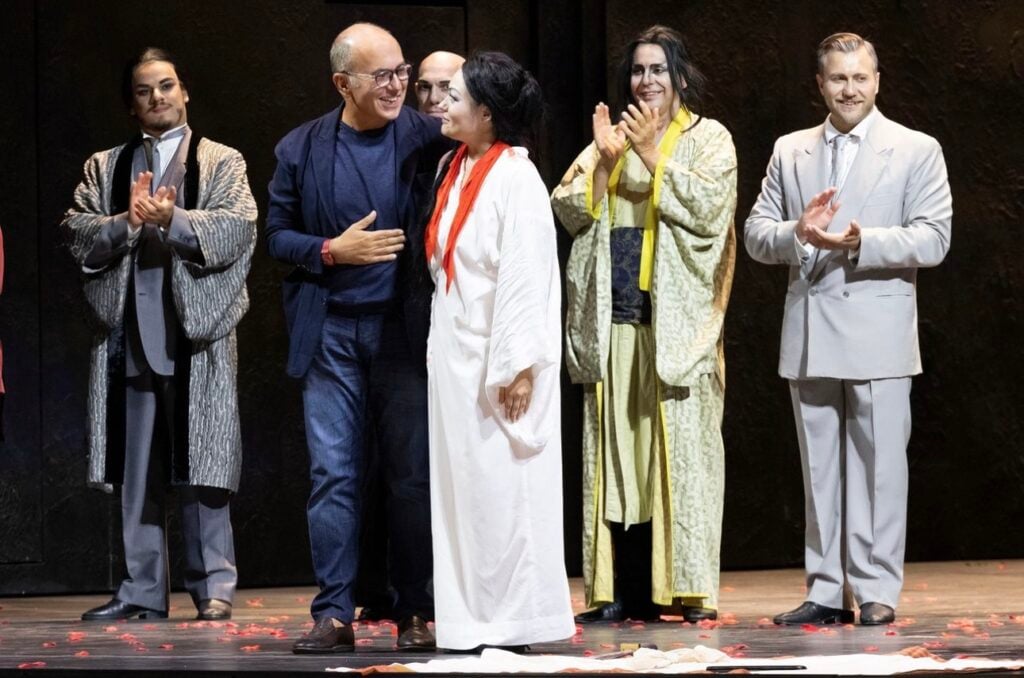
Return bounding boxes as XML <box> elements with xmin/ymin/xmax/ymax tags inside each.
<box><xmin>499</xmin><ymin>368</ymin><xmax>534</xmax><ymax>423</ymax></box>
<box><xmin>593</xmin><ymin>102</ymin><xmax>626</xmax><ymax>170</ymax></box>
<box><xmin>621</xmin><ymin>100</ymin><xmax>661</xmax><ymax>173</ymax></box>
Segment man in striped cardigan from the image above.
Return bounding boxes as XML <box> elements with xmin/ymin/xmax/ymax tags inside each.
<box><xmin>61</xmin><ymin>48</ymin><xmax>257</xmax><ymax>623</ymax></box>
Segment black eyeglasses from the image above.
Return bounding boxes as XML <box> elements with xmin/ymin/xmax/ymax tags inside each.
<box><xmin>342</xmin><ymin>63</ymin><xmax>413</xmax><ymax>88</ymax></box>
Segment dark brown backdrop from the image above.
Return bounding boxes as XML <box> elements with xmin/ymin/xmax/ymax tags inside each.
<box><xmin>1</xmin><ymin>0</ymin><xmax>1021</xmax><ymax>596</ymax></box>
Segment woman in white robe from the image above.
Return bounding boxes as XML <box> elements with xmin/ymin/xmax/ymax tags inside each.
<box><xmin>424</xmin><ymin>51</ymin><xmax>575</xmax><ymax>652</ymax></box>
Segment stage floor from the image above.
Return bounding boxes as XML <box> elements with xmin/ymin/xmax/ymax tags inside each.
<box><xmin>0</xmin><ymin>560</ymin><xmax>1021</xmax><ymax>674</ymax></box>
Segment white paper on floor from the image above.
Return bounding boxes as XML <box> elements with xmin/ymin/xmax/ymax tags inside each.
<box><xmin>327</xmin><ymin>646</ymin><xmax>1024</xmax><ymax>674</ymax></box>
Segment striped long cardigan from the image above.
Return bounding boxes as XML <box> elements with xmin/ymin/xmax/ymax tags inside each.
<box><xmin>61</xmin><ymin>137</ymin><xmax>257</xmax><ymax>492</ymax></box>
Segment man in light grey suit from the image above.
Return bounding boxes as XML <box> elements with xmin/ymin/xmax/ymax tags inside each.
<box><xmin>62</xmin><ymin>48</ymin><xmax>257</xmax><ymax>622</ymax></box>
<box><xmin>744</xmin><ymin>32</ymin><xmax>952</xmax><ymax>626</ymax></box>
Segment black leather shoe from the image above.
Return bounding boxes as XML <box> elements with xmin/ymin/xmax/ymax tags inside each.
<box><xmin>197</xmin><ymin>599</ymin><xmax>232</xmax><ymax>621</ymax></box>
<box><xmin>575</xmin><ymin>600</ymin><xmax>624</xmax><ymax>623</ymax></box>
<box><xmin>442</xmin><ymin>644</ymin><xmax>529</xmax><ymax>654</ymax></box>
<box><xmin>357</xmin><ymin>606</ymin><xmax>397</xmax><ymax>622</ymax></box>
<box><xmin>859</xmin><ymin>602</ymin><xmax>895</xmax><ymax>626</ymax></box>
<box><xmin>82</xmin><ymin>598</ymin><xmax>167</xmax><ymax>621</ymax></box>
<box><xmin>292</xmin><ymin>617</ymin><xmax>355</xmax><ymax>654</ymax></box>
<box><xmin>681</xmin><ymin>606</ymin><xmax>718</xmax><ymax>623</ymax></box>
<box><xmin>773</xmin><ymin>601</ymin><xmax>855</xmax><ymax>625</ymax></box>
<box><xmin>396</xmin><ymin>614</ymin><xmax>436</xmax><ymax>651</ymax></box>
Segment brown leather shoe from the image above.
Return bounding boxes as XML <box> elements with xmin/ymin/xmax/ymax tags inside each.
<box><xmin>292</xmin><ymin>617</ymin><xmax>355</xmax><ymax>654</ymax></box>
<box><xmin>859</xmin><ymin>602</ymin><xmax>896</xmax><ymax>625</ymax></box>
<box><xmin>396</xmin><ymin>614</ymin><xmax>436</xmax><ymax>651</ymax></box>
<box><xmin>197</xmin><ymin>599</ymin><xmax>232</xmax><ymax>621</ymax></box>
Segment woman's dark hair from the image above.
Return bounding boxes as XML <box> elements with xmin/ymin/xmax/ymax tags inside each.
<box><xmin>462</xmin><ymin>51</ymin><xmax>544</xmax><ymax>154</ymax></box>
<box><xmin>615</xmin><ymin>25</ymin><xmax>705</xmax><ymax>115</ymax></box>
<box><xmin>121</xmin><ymin>47</ymin><xmax>188</xmax><ymax>109</ymax></box>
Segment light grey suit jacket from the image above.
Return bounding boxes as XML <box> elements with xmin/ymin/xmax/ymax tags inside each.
<box><xmin>744</xmin><ymin>110</ymin><xmax>952</xmax><ymax>380</ymax></box>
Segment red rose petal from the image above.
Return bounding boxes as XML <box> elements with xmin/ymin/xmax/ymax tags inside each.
<box><xmin>41</xmin><ymin>642</ymin><xmax>57</xmax><ymax>648</ymax></box>
<box><xmin>356</xmin><ymin>638</ymin><xmax>374</xmax><ymax>646</ymax></box>
<box><xmin>864</xmin><ymin>645</ymin><xmax>879</xmax><ymax>652</ymax></box>
<box><xmin>245</xmin><ymin>598</ymin><xmax>265</xmax><ymax>608</ymax></box>
<box><xmin>240</xmin><ymin>645</ymin><xmax>261</xmax><ymax>652</ymax></box>
<box><xmin>17</xmin><ymin>662</ymin><xmax>47</xmax><ymax>669</ymax></box>
<box><xmin>75</xmin><ymin>650</ymin><xmax>90</xmax><ymax>657</ymax></box>
<box><xmin>160</xmin><ymin>644</ymin><xmax>174</xmax><ymax>650</ymax></box>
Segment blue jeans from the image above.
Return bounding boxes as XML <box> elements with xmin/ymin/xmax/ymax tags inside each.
<box><xmin>302</xmin><ymin>311</ymin><xmax>432</xmax><ymax>623</ymax></box>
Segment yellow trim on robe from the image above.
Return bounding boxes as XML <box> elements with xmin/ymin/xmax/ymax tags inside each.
<box><xmin>607</xmin><ymin>107</ymin><xmax>691</xmax><ymax>291</ymax></box>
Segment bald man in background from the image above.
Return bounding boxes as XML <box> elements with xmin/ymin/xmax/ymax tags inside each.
<box><xmin>267</xmin><ymin>23</ymin><xmax>447</xmax><ymax>654</ymax></box>
<box><xmin>353</xmin><ymin>48</ymin><xmax>464</xmax><ymax>626</ymax></box>
<box><xmin>413</xmin><ymin>50</ymin><xmax>464</xmax><ymax>118</ymax></box>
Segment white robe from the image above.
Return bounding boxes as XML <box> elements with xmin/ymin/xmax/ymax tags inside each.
<box><xmin>427</xmin><ymin>147</ymin><xmax>575</xmax><ymax>650</ymax></box>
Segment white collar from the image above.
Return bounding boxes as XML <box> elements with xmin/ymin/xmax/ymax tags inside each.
<box><xmin>142</xmin><ymin>123</ymin><xmax>188</xmax><ymax>144</ymax></box>
<box><xmin>824</xmin><ymin>107</ymin><xmax>878</xmax><ymax>143</ymax></box>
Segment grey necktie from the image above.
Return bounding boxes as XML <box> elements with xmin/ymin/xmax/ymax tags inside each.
<box><xmin>141</xmin><ymin>137</ymin><xmax>154</xmax><ymax>172</ymax></box>
<box><xmin>828</xmin><ymin>134</ymin><xmax>847</xmax><ymax>191</ymax></box>
<box><xmin>141</xmin><ymin>137</ymin><xmax>160</xmax><ymax>189</ymax></box>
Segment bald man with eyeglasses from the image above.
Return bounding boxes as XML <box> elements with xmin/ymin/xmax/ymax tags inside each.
<box><xmin>267</xmin><ymin>22</ymin><xmax>449</xmax><ymax>654</ymax></box>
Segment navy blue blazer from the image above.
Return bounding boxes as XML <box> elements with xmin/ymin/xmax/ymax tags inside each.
<box><xmin>266</xmin><ymin>105</ymin><xmax>444</xmax><ymax>378</ymax></box>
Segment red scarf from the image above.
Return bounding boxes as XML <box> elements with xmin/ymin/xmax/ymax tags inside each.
<box><xmin>424</xmin><ymin>141</ymin><xmax>510</xmax><ymax>291</ymax></box>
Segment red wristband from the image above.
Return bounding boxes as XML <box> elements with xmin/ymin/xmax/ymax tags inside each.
<box><xmin>321</xmin><ymin>239</ymin><xmax>335</xmax><ymax>266</ymax></box>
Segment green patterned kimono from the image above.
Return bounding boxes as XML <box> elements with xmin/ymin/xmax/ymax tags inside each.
<box><xmin>551</xmin><ymin>115</ymin><xmax>737</xmax><ymax>609</ymax></box>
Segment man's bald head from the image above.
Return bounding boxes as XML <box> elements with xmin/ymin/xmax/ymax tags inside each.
<box><xmin>415</xmin><ymin>50</ymin><xmax>465</xmax><ymax>117</ymax></box>
<box><xmin>330</xmin><ymin>22</ymin><xmax>401</xmax><ymax>74</ymax></box>
<box><xmin>330</xmin><ymin>22</ymin><xmax>408</xmax><ymax>131</ymax></box>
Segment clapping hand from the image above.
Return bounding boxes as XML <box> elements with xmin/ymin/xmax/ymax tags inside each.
<box><xmin>593</xmin><ymin>103</ymin><xmax>626</xmax><ymax>170</ymax></box>
<box><xmin>136</xmin><ymin>185</ymin><xmax>178</xmax><ymax>227</ymax></box>
<box><xmin>795</xmin><ymin>188</ymin><xmax>840</xmax><ymax>245</ymax></box>
<box><xmin>807</xmin><ymin>218</ymin><xmax>862</xmax><ymax>251</ymax></box>
<box><xmin>620</xmin><ymin>100</ymin><xmax>661</xmax><ymax>171</ymax></box>
<box><xmin>127</xmin><ymin>172</ymin><xmax>153</xmax><ymax>229</ymax></box>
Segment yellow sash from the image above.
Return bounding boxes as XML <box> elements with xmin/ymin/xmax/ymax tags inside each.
<box><xmin>607</xmin><ymin>107</ymin><xmax>691</xmax><ymax>291</ymax></box>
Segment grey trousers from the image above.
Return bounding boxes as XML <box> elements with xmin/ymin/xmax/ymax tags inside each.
<box><xmin>789</xmin><ymin>377</ymin><xmax>911</xmax><ymax>610</ymax></box>
<box><xmin>116</xmin><ymin>369</ymin><xmax>237</xmax><ymax>611</ymax></box>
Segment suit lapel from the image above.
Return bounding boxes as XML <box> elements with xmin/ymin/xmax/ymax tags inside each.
<box><xmin>160</xmin><ymin>128</ymin><xmax>191</xmax><ymax>203</ymax></box>
<box><xmin>828</xmin><ymin>114</ymin><xmax>893</xmax><ymax>234</ymax></box>
<box><xmin>794</xmin><ymin>125</ymin><xmax>828</xmax><ymax>208</ymax></box>
<box><xmin>311</xmin><ymin>106</ymin><xmax>342</xmax><ymax>232</ymax></box>
<box><xmin>797</xmin><ymin>127</ymin><xmax>828</xmax><ymax>275</ymax></box>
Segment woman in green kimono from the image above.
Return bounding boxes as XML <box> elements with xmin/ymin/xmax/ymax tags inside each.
<box><xmin>551</xmin><ymin>25</ymin><xmax>737</xmax><ymax>623</ymax></box>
